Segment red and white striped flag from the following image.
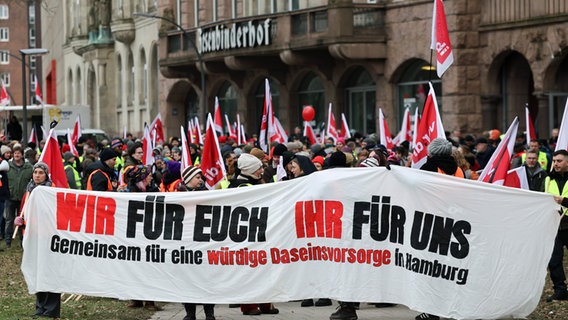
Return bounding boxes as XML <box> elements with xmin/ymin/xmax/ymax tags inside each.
<box><xmin>180</xmin><ymin>125</ymin><xmax>192</xmax><ymax>172</ymax></box>
<box><xmin>259</xmin><ymin>78</ymin><xmax>280</xmax><ymax>152</ymax></box>
<box><xmin>379</xmin><ymin>108</ymin><xmax>395</xmax><ymax>150</ymax></box>
<box><xmin>325</xmin><ymin>103</ymin><xmax>338</xmax><ymax>143</ymax></box>
<box><xmin>236</xmin><ymin>114</ymin><xmax>243</xmax><ymax>145</ymax></box>
<box><xmin>0</xmin><ymin>80</ymin><xmax>9</xmax><ymax>106</ymax></box>
<box><xmin>149</xmin><ymin>114</ymin><xmax>165</xmax><ymax>145</ymax></box>
<box><xmin>274</xmin><ymin>116</ymin><xmax>288</xmax><ymax>144</ymax></box>
<box><xmin>556</xmin><ymin>99</ymin><xmax>568</xmax><ymax>151</ymax></box>
<box><xmin>67</xmin><ymin>128</ymin><xmax>80</xmax><ymax>158</ymax></box>
<box><xmin>71</xmin><ymin>115</ymin><xmax>82</xmax><ymax>149</ymax></box>
<box><xmin>188</xmin><ymin>120</ymin><xmax>194</xmax><ymax>144</ymax></box>
<box><xmin>340</xmin><ymin>113</ymin><xmax>351</xmax><ymax>139</ymax></box>
<box><xmin>525</xmin><ymin>104</ymin><xmax>537</xmax><ymax>144</ymax></box>
<box><xmin>213</xmin><ymin>97</ymin><xmax>224</xmax><ymax>135</ymax></box>
<box><xmin>38</xmin><ymin>129</ymin><xmax>69</xmax><ymax>188</ymax></box>
<box><xmin>431</xmin><ymin>0</ymin><xmax>454</xmax><ymax>77</ymax></box>
<box><xmin>504</xmin><ymin>166</ymin><xmax>530</xmax><ymax>190</ymax></box>
<box><xmin>34</xmin><ymin>75</ymin><xmax>44</xmax><ymax>106</ymax></box>
<box><xmin>201</xmin><ymin>113</ymin><xmax>226</xmax><ymax>190</ymax></box>
<box><xmin>28</xmin><ymin>126</ymin><xmax>38</xmax><ymax>144</ymax></box>
<box><xmin>304</xmin><ymin>121</ymin><xmax>318</xmax><ymax>145</ymax></box>
<box><xmin>411</xmin><ymin>82</ymin><xmax>445</xmax><ymax>168</ymax></box>
<box><xmin>478</xmin><ymin>117</ymin><xmax>519</xmax><ymax>185</ymax></box>
<box><xmin>194</xmin><ymin>116</ymin><xmax>204</xmax><ymax>145</ymax></box>
<box><xmin>142</xmin><ymin>123</ymin><xmax>154</xmax><ymax>165</ymax></box>
<box><xmin>225</xmin><ymin>114</ymin><xmax>235</xmax><ymax>137</ymax></box>
<box><xmin>393</xmin><ymin>107</ymin><xmax>412</xmax><ymax>146</ymax></box>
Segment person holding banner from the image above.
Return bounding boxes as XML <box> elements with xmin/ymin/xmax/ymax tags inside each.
<box><xmin>14</xmin><ymin>162</ymin><xmax>61</xmax><ymax>318</ymax></box>
<box><xmin>179</xmin><ymin>165</ymin><xmax>215</xmax><ymax>320</ymax></box>
<box><xmin>545</xmin><ymin>149</ymin><xmax>568</xmax><ymax>302</ymax></box>
<box><xmin>228</xmin><ymin>153</ymin><xmax>279</xmax><ymax>315</ymax></box>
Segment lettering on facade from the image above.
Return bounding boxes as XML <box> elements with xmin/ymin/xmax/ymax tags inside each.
<box><xmin>197</xmin><ymin>18</ymin><xmax>271</xmax><ymax>54</ymax></box>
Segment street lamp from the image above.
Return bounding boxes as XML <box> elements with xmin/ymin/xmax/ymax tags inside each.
<box><xmin>133</xmin><ymin>12</ymin><xmax>207</xmax><ymax>126</ymax></box>
<box><xmin>20</xmin><ymin>48</ymin><xmax>48</xmax><ymax>145</ymax></box>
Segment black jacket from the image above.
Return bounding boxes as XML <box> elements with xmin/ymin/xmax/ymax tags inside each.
<box><xmin>86</xmin><ymin>160</ymin><xmax>117</xmax><ymax>191</ymax></box>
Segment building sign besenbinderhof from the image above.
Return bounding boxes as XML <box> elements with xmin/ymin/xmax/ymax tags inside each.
<box><xmin>197</xmin><ymin>18</ymin><xmax>271</xmax><ymax>54</ymax></box>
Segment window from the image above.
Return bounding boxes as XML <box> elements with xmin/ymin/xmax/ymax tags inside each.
<box><xmin>0</xmin><ymin>50</ymin><xmax>9</xmax><ymax>64</ymax></box>
<box><xmin>0</xmin><ymin>5</ymin><xmax>8</xmax><ymax>19</ymax></box>
<box><xmin>0</xmin><ymin>28</ymin><xmax>8</xmax><ymax>41</ymax></box>
<box><xmin>29</xmin><ymin>4</ymin><xmax>35</xmax><ymax>23</ymax></box>
<box><xmin>1</xmin><ymin>73</ymin><xmax>10</xmax><ymax>86</ymax></box>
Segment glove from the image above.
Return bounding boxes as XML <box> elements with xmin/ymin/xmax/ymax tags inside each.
<box><xmin>14</xmin><ymin>216</ymin><xmax>24</xmax><ymax>226</ymax></box>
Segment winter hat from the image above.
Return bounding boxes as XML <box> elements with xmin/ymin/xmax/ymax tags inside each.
<box><xmin>99</xmin><ymin>148</ymin><xmax>117</xmax><ymax>162</ymax></box>
<box><xmin>273</xmin><ymin>144</ymin><xmax>287</xmax><ymax>157</ymax></box>
<box><xmin>63</xmin><ymin>152</ymin><xmax>75</xmax><ymax>162</ymax></box>
<box><xmin>171</xmin><ymin>147</ymin><xmax>181</xmax><ymax>153</ymax></box>
<box><xmin>127</xmin><ymin>165</ymin><xmax>150</xmax><ymax>183</ymax></box>
<box><xmin>310</xmin><ymin>143</ymin><xmax>323</xmax><ymax>154</ymax></box>
<box><xmin>166</xmin><ymin>160</ymin><xmax>181</xmax><ymax>176</ymax></box>
<box><xmin>250</xmin><ymin>147</ymin><xmax>266</xmax><ymax>161</ymax></box>
<box><xmin>427</xmin><ymin>138</ymin><xmax>453</xmax><ymax>156</ymax></box>
<box><xmin>238</xmin><ymin>153</ymin><xmax>263</xmax><ymax>178</ymax></box>
<box><xmin>287</xmin><ymin>141</ymin><xmax>303</xmax><ymax>152</ymax></box>
<box><xmin>111</xmin><ymin>137</ymin><xmax>123</xmax><ymax>149</ymax></box>
<box><xmin>328</xmin><ymin>151</ymin><xmax>348</xmax><ymax>168</ymax></box>
<box><xmin>182</xmin><ymin>166</ymin><xmax>202</xmax><ymax>186</ymax></box>
<box><xmin>33</xmin><ymin>161</ymin><xmax>49</xmax><ymax>174</ymax></box>
<box><xmin>312</xmin><ymin>155</ymin><xmax>324</xmax><ymax>167</ymax></box>
<box><xmin>359</xmin><ymin>157</ymin><xmax>380</xmax><ymax>167</ymax></box>
<box><xmin>0</xmin><ymin>145</ymin><xmax>11</xmax><ymax>156</ymax></box>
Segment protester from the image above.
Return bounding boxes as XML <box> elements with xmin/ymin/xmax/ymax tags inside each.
<box><xmin>0</xmin><ymin>147</ymin><xmax>9</xmax><ymax>245</ymax></box>
<box><xmin>159</xmin><ymin>160</ymin><xmax>183</xmax><ymax>192</ymax></box>
<box><xmin>179</xmin><ymin>165</ymin><xmax>215</xmax><ymax>320</ymax></box>
<box><xmin>5</xmin><ymin>145</ymin><xmax>32</xmax><ymax>248</ymax></box>
<box><xmin>523</xmin><ymin>149</ymin><xmax>547</xmax><ymax>191</ymax></box>
<box><xmin>545</xmin><ymin>149</ymin><xmax>568</xmax><ymax>302</ymax></box>
<box><xmin>14</xmin><ymin>162</ymin><xmax>60</xmax><ymax>318</ymax></box>
<box><xmin>228</xmin><ymin>153</ymin><xmax>278</xmax><ymax>315</ymax></box>
<box><xmin>63</xmin><ymin>152</ymin><xmax>82</xmax><ymax>189</ymax></box>
<box><xmin>86</xmin><ymin>148</ymin><xmax>118</xmax><ymax>191</ymax></box>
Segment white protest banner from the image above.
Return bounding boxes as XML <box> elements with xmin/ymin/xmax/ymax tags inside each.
<box><xmin>21</xmin><ymin>166</ymin><xmax>560</xmax><ymax>320</ymax></box>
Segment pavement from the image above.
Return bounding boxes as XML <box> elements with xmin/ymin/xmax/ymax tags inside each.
<box><xmin>148</xmin><ymin>301</ymin><xmax>422</xmax><ymax>320</ymax></box>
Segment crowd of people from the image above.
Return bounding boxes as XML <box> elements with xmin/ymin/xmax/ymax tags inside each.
<box><xmin>0</xmin><ymin>124</ymin><xmax>565</xmax><ymax>320</ymax></box>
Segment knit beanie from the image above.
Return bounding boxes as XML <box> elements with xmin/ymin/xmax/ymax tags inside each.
<box><xmin>359</xmin><ymin>157</ymin><xmax>380</xmax><ymax>167</ymax></box>
<box><xmin>63</xmin><ymin>151</ymin><xmax>75</xmax><ymax>162</ymax></box>
<box><xmin>182</xmin><ymin>166</ymin><xmax>202</xmax><ymax>186</ymax></box>
<box><xmin>99</xmin><ymin>148</ymin><xmax>117</xmax><ymax>162</ymax></box>
<box><xmin>238</xmin><ymin>153</ymin><xmax>263</xmax><ymax>178</ymax></box>
<box><xmin>33</xmin><ymin>161</ymin><xmax>49</xmax><ymax>174</ymax></box>
<box><xmin>273</xmin><ymin>144</ymin><xmax>287</xmax><ymax>157</ymax></box>
<box><xmin>0</xmin><ymin>145</ymin><xmax>11</xmax><ymax>156</ymax></box>
<box><xmin>111</xmin><ymin>137</ymin><xmax>123</xmax><ymax>149</ymax></box>
<box><xmin>328</xmin><ymin>151</ymin><xmax>348</xmax><ymax>168</ymax></box>
<box><xmin>127</xmin><ymin>165</ymin><xmax>150</xmax><ymax>183</ymax></box>
<box><xmin>427</xmin><ymin>138</ymin><xmax>452</xmax><ymax>156</ymax></box>
<box><xmin>166</xmin><ymin>160</ymin><xmax>181</xmax><ymax>176</ymax></box>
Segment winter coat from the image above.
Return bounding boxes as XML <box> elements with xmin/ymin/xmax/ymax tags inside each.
<box><xmin>8</xmin><ymin>159</ymin><xmax>33</xmax><ymax>200</ymax></box>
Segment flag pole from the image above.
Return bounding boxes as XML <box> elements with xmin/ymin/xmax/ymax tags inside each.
<box><xmin>487</xmin><ymin>133</ymin><xmax>512</xmax><ymax>184</ymax></box>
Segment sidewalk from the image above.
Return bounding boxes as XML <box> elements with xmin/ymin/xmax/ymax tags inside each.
<box><xmin>148</xmin><ymin>301</ymin><xmax>421</xmax><ymax>320</ymax></box>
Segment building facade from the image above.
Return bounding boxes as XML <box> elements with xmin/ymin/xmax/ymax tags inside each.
<box><xmin>41</xmin><ymin>0</ymin><xmax>568</xmax><ymax>140</ymax></box>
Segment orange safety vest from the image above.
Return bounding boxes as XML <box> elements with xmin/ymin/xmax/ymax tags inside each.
<box><xmin>160</xmin><ymin>178</ymin><xmax>182</xmax><ymax>192</ymax></box>
<box><xmin>438</xmin><ymin>167</ymin><xmax>465</xmax><ymax>178</ymax></box>
<box><xmin>87</xmin><ymin>169</ymin><xmax>113</xmax><ymax>191</ymax></box>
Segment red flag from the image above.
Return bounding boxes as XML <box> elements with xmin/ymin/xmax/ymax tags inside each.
<box><xmin>274</xmin><ymin>116</ymin><xmax>287</xmax><ymax>144</ymax></box>
<box><xmin>194</xmin><ymin>116</ymin><xmax>204</xmax><ymax>145</ymax></box>
<box><xmin>149</xmin><ymin>114</ymin><xmax>165</xmax><ymax>145</ymax></box>
<box><xmin>340</xmin><ymin>113</ymin><xmax>351</xmax><ymax>139</ymax></box>
<box><xmin>34</xmin><ymin>75</ymin><xmax>44</xmax><ymax>106</ymax></box>
<box><xmin>303</xmin><ymin>121</ymin><xmax>317</xmax><ymax>145</ymax></box>
<box><xmin>504</xmin><ymin>166</ymin><xmax>530</xmax><ymax>190</ymax></box>
<box><xmin>379</xmin><ymin>108</ymin><xmax>395</xmax><ymax>150</ymax></box>
<box><xmin>411</xmin><ymin>82</ymin><xmax>446</xmax><ymax>168</ymax></box>
<box><xmin>71</xmin><ymin>115</ymin><xmax>82</xmax><ymax>147</ymax></box>
<box><xmin>225</xmin><ymin>114</ymin><xmax>235</xmax><ymax>137</ymax></box>
<box><xmin>393</xmin><ymin>108</ymin><xmax>412</xmax><ymax>146</ymax></box>
<box><xmin>28</xmin><ymin>126</ymin><xmax>38</xmax><ymax>144</ymax></box>
<box><xmin>325</xmin><ymin>103</ymin><xmax>338</xmax><ymax>142</ymax></box>
<box><xmin>142</xmin><ymin>123</ymin><xmax>154</xmax><ymax>165</ymax></box>
<box><xmin>213</xmin><ymin>97</ymin><xmax>224</xmax><ymax>135</ymax></box>
<box><xmin>67</xmin><ymin>128</ymin><xmax>80</xmax><ymax>158</ymax></box>
<box><xmin>525</xmin><ymin>104</ymin><xmax>537</xmax><ymax>144</ymax></box>
<box><xmin>38</xmin><ymin>129</ymin><xmax>69</xmax><ymax>188</ymax></box>
<box><xmin>0</xmin><ymin>80</ymin><xmax>9</xmax><ymax>106</ymax></box>
<box><xmin>478</xmin><ymin>117</ymin><xmax>519</xmax><ymax>185</ymax></box>
<box><xmin>180</xmin><ymin>125</ymin><xmax>192</xmax><ymax>172</ymax></box>
<box><xmin>259</xmin><ymin>79</ymin><xmax>280</xmax><ymax>152</ymax></box>
<box><xmin>556</xmin><ymin>99</ymin><xmax>568</xmax><ymax>151</ymax></box>
<box><xmin>431</xmin><ymin>0</ymin><xmax>454</xmax><ymax>77</ymax></box>
<box><xmin>201</xmin><ymin>113</ymin><xmax>226</xmax><ymax>190</ymax></box>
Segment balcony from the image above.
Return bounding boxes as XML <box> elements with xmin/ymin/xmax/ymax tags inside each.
<box><xmin>159</xmin><ymin>3</ymin><xmax>386</xmax><ymax>70</ymax></box>
<box><xmin>480</xmin><ymin>0</ymin><xmax>568</xmax><ymax>30</ymax></box>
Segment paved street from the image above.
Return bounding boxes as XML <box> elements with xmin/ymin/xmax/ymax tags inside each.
<box><xmin>148</xmin><ymin>301</ymin><xmax>422</xmax><ymax>320</ymax></box>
